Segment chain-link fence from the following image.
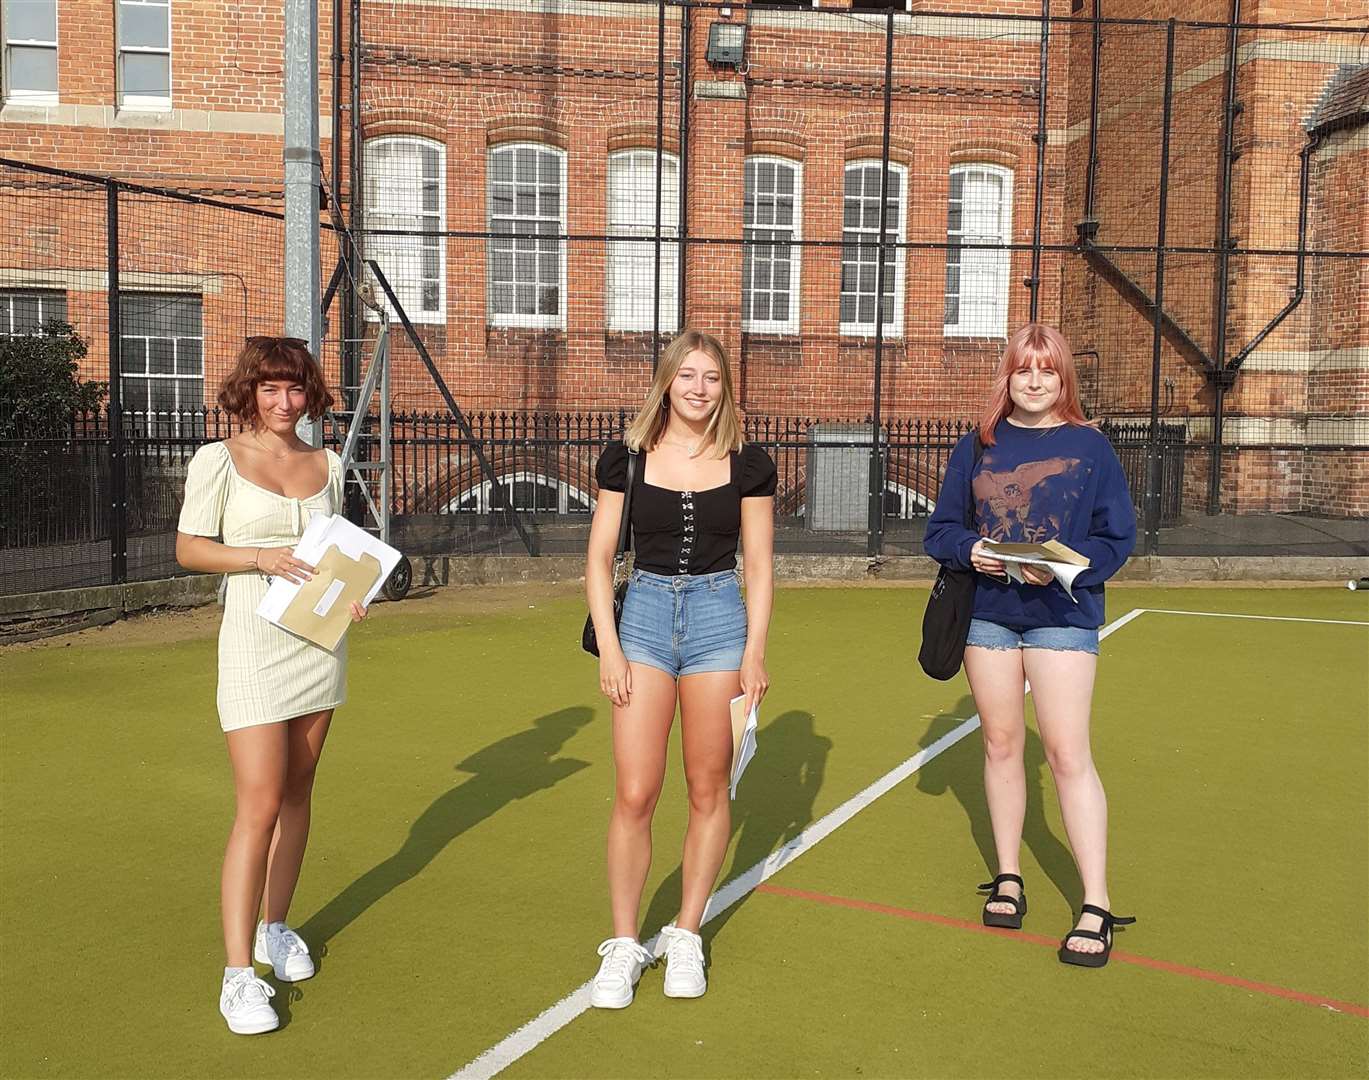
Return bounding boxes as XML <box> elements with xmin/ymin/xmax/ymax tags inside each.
<box><xmin>1</xmin><ymin>2</ymin><xmax>1365</xmax><ymax>596</ymax></box>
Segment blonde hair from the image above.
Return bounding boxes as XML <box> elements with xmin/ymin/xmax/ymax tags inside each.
<box><xmin>623</xmin><ymin>329</ymin><xmax>743</xmax><ymax>459</ymax></box>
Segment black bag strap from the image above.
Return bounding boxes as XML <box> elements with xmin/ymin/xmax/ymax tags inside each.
<box><xmin>614</xmin><ymin>449</ymin><xmax>638</xmax><ymax>559</ymax></box>
<box><xmin>964</xmin><ymin>433</ymin><xmax>984</xmax><ymax>532</ymax></box>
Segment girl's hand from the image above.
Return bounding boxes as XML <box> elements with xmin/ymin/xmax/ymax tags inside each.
<box><xmin>599</xmin><ymin>647</ymin><xmax>632</xmax><ymax>708</ymax></box>
<box><xmin>349</xmin><ymin>601</ymin><xmax>368</xmax><ymax>622</ymax></box>
<box><xmin>255</xmin><ymin>546</ymin><xmax>315</xmax><ymax>583</ymax></box>
<box><xmin>1021</xmin><ymin>564</ymin><xmax>1054</xmax><ymax>586</ymax></box>
<box><xmin>740</xmin><ymin>650</ymin><xmax>769</xmax><ymax>718</ymax></box>
<box><xmin>970</xmin><ymin>539</ymin><xmax>1006</xmax><ymax>577</ymax></box>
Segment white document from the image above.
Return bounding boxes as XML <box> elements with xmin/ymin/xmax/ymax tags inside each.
<box><xmin>256</xmin><ymin>513</ymin><xmax>402</xmax><ymax>626</ymax></box>
<box><xmin>984</xmin><ymin>547</ymin><xmax>1087</xmax><ymax>603</ymax></box>
<box><xmin>729</xmin><ymin>694</ymin><xmax>759</xmax><ymax>801</ymax></box>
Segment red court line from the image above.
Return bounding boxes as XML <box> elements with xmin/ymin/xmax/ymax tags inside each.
<box><xmin>755</xmin><ymin>883</ymin><xmax>1369</xmax><ymax>1018</ymax></box>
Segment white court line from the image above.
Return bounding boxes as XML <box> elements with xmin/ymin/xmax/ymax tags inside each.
<box><xmin>1143</xmin><ymin>608</ymin><xmax>1369</xmax><ymax>627</ymax></box>
<box><xmin>448</xmin><ymin>610</ymin><xmax>1146</xmax><ymax>1080</ymax></box>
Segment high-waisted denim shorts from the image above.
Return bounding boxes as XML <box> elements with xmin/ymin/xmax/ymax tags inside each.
<box><xmin>618</xmin><ymin>568</ymin><xmax>748</xmax><ymax>678</ymax></box>
<box><xmin>966</xmin><ymin>617</ymin><xmax>1100</xmax><ymax>655</ymax></box>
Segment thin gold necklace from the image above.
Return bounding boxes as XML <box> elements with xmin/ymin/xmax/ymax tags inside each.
<box><xmin>251</xmin><ymin>431</ymin><xmax>296</xmax><ymax>460</ymax></box>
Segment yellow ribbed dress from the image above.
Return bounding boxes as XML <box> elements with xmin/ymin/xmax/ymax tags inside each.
<box><xmin>178</xmin><ymin>441</ymin><xmax>347</xmax><ymax>732</ymax></box>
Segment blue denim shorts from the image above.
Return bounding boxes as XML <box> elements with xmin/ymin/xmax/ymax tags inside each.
<box><xmin>966</xmin><ymin>617</ymin><xmax>1099</xmax><ymax>655</ymax></box>
<box><xmin>618</xmin><ymin>568</ymin><xmax>748</xmax><ymax>678</ymax></box>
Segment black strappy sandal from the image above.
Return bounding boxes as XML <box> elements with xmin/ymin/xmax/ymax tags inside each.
<box><xmin>1058</xmin><ymin>904</ymin><xmax>1135</xmax><ymax>968</ymax></box>
<box><xmin>977</xmin><ymin>873</ymin><xmax>1027</xmax><ymax>929</ymax></box>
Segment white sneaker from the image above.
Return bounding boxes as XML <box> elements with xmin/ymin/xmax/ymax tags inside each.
<box><xmin>660</xmin><ymin>925</ymin><xmax>706</xmax><ymax>999</ymax></box>
<box><xmin>254</xmin><ymin>921</ymin><xmax>316</xmax><ymax>982</ymax></box>
<box><xmin>219</xmin><ymin>969</ymin><xmax>279</xmax><ymax>1035</ymax></box>
<box><xmin>589</xmin><ymin>937</ymin><xmax>654</xmax><ymax>1009</ymax></box>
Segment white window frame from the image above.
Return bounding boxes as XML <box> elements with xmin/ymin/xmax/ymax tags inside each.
<box><xmin>2</xmin><ymin>0</ymin><xmax>58</xmax><ymax>106</ymax></box>
<box><xmin>0</xmin><ymin>288</ymin><xmax>67</xmax><ymax>334</ymax></box>
<box><xmin>119</xmin><ymin>291</ymin><xmax>204</xmax><ymax>436</ymax></box>
<box><xmin>487</xmin><ymin>142</ymin><xmax>568</xmax><ymax>330</ymax></box>
<box><xmin>117</xmin><ymin>0</ymin><xmax>171</xmax><ymax>110</ymax></box>
<box><xmin>840</xmin><ymin>159</ymin><xmax>906</xmax><ymax>338</ymax></box>
<box><xmin>742</xmin><ymin>155</ymin><xmax>803</xmax><ymax>335</ymax></box>
<box><xmin>447</xmin><ymin>472</ymin><xmax>592</xmax><ymax>516</ymax></box>
<box><xmin>944</xmin><ymin>163</ymin><xmax>1013</xmax><ymax>339</ymax></box>
<box><xmin>606</xmin><ymin>149</ymin><xmax>679</xmax><ymax>333</ymax></box>
<box><xmin>363</xmin><ymin>135</ymin><xmax>448</xmax><ymax>325</ymax></box>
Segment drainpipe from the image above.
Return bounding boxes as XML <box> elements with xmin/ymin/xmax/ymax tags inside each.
<box><xmin>678</xmin><ymin>5</ymin><xmax>690</xmax><ymax>324</ymax></box>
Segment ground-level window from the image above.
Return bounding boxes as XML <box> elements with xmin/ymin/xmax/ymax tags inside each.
<box><xmin>840</xmin><ymin>160</ymin><xmax>906</xmax><ymax>337</ymax></box>
<box><xmin>120</xmin><ymin>292</ymin><xmax>203</xmax><ymax>435</ymax></box>
<box><xmin>607</xmin><ymin>149</ymin><xmax>679</xmax><ymax>333</ymax></box>
<box><xmin>944</xmin><ymin>164</ymin><xmax>1012</xmax><ymax>338</ymax></box>
<box><xmin>0</xmin><ymin>288</ymin><xmax>67</xmax><ymax>335</ymax></box>
<box><xmin>364</xmin><ymin>136</ymin><xmax>446</xmax><ymax>323</ymax></box>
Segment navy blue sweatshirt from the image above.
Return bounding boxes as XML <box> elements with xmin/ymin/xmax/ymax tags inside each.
<box><xmin>924</xmin><ymin>421</ymin><xmax>1137</xmax><ymax>631</ymax></box>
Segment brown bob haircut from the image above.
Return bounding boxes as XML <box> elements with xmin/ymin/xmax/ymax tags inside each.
<box><xmin>217</xmin><ymin>336</ymin><xmax>334</xmax><ymax>424</ymax></box>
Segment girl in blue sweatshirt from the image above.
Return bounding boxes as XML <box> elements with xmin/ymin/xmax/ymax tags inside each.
<box><xmin>925</xmin><ymin>323</ymin><xmax>1137</xmax><ymax>968</ymax></box>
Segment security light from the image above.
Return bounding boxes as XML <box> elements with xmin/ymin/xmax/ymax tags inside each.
<box><xmin>707</xmin><ymin>22</ymin><xmax>746</xmax><ymax>68</ymax></box>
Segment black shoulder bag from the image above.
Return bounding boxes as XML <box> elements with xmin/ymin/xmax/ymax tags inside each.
<box><xmin>582</xmin><ymin>449</ymin><xmax>638</xmax><ymax>657</ymax></box>
<box><xmin>918</xmin><ymin>435</ymin><xmax>984</xmax><ymax>681</ymax></box>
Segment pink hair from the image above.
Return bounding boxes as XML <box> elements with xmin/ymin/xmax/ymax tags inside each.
<box><xmin>976</xmin><ymin>323</ymin><xmax>1094</xmax><ymax>447</ymax></box>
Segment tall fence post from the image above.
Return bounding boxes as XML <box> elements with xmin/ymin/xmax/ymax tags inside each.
<box><xmin>1028</xmin><ymin>0</ymin><xmax>1049</xmax><ymax>320</ymax></box>
<box><xmin>867</xmin><ymin>9</ymin><xmax>895</xmax><ymax>557</ymax></box>
<box><xmin>106</xmin><ymin>180</ymin><xmax>127</xmax><ymax>584</ymax></box>
<box><xmin>285</xmin><ymin>0</ymin><xmax>323</xmax><ymax>445</ymax></box>
<box><xmin>1145</xmin><ymin>20</ymin><xmax>1176</xmax><ymax>556</ymax></box>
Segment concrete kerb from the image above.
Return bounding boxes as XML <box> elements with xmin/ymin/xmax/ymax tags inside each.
<box><xmin>2</xmin><ymin>554</ymin><xmax>1366</xmax><ymax>643</ymax></box>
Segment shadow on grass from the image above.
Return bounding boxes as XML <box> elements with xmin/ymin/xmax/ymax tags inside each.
<box><xmin>639</xmin><ymin>710</ymin><xmax>833</xmax><ymax>949</ymax></box>
<box><xmin>915</xmin><ymin>694</ymin><xmax>1080</xmax><ymax>910</ymax></box>
<box><xmin>298</xmin><ymin>706</ymin><xmax>593</xmax><ymax>957</ymax></box>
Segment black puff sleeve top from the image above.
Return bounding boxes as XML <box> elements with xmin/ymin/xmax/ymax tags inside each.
<box><xmin>596</xmin><ymin>441</ymin><xmax>777</xmax><ymax>576</ymax></box>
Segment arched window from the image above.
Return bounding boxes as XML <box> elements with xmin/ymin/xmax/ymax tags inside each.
<box><xmin>743</xmin><ymin>156</ymin><xmax>802</xmax><ymax>334</ymax></box>
<box><xmin>944</xmin><ymin>163</ymin><xmax>1012</xmax><ymax>338</ymax></box>
<box><xmin>488</xmin><ymin>143</ymin><xmax>567</xmax><ymax>328</ymax></box>
<box><xmin>840</xmin><ymin>160</ymin><xmax>906</xmax><ymax>337</ymax></box>
<box><xmin>607</xmin><ymin>149</ymin><xmax>679</xmax><ymax>332</ymax></box>
<box><xmin>447</xmin><ymin>472</ymin><xmax>592</xmax><ymax>515</ymax></box>
<box><xmin>364</xmin><ymin>136</ymin><xmax>446</xmax><ymax>323</ymax></box>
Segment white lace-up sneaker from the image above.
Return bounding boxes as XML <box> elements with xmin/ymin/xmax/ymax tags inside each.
<box><xmin>660</xmin><ymin>925</ymin><xmax>706</xmax><ymax>999</ymax></box>
<box><xmin>219</xmin><ymin>969</ymin><xmax>279</xmax><ymax>1035</ymax></box>
<box><xmin>590</xmin><ymin>937</ymin><xmax>654</xmax><ymax>1009</ymax></box>
<box><xmin>254</xmin><ymin>921</ymin><xmax>316</xmax><ymax>982</ymax></box>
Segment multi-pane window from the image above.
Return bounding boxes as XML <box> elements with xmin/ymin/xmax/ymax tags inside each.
<box><xmin>607</xmin><ymin>150</ymin><xmax>679</xmax><ymax>333</ymax></box>
<box><xmin>364</xmin><ymin>136</ymin><xmax>446</xmax><ymax>323</ymax></box>
<box><xmin>488</xmin><ymin>143</ymin><xmax>565</xmax><ymax>328</ymax></box>
<box><xmin>944</xmin><ymin>164</ymin><xmax>1013</xmax><ymax>337</ymax></box>
<box><xmin>0</xmin><ymin>289</ymin><xmax>67</xmax><ymax>335</ymax></box>
<box><xmin>742</xmin><ymin>157</ymin><xmax>802</xmax><ymax>334</ymax></box>
<box><xmin>3</xmin><ymin>0</ymin><xmax>58</xmax><ymax>105</ymax></box>
<box><xmin>117</xmin><ymin>0</ymin><xmax>171</xmax><ymax>108</ymax></box>
<box><xmin>840</xmin><ymin>161</ymin><xmax>905</xmax><ymax>336</ymax></box>
<box><xmin>120</xmin><ymin>293</ymin><xmax>203</xmax><ymax>435</ymax></box>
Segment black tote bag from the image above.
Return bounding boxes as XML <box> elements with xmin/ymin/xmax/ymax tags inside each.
<box><xmin>582</xmin><ymin>449</ymin><xmax>638</xmax><ymax>657</ymax></box>
<box><xmin>918</xmin><ymin>435</ymin><xmax>984</xmax><ymax>681</ymax></box>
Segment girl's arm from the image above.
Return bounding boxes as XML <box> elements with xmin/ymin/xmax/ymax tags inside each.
<box><xmin>174</xmin><ymin>534</ymin><xmax>315</xmax><ymax>583</ymax></box>
<box><xmin>924</xmin><ymin>437</ymin><xmax>982</xmax><ymax>570</ymax></box>
<box><xmin>585</xmin><ymin>488</ymin><xmax>631</xmax><ymax>705</ymax></box>
<box><xmin>740</xmin><ymin>495</ymin><xmax>775</xmax><ymax>716</ymax></box>
<box><xmin>1072</xmin><ymin>445</ymin><xmax>1137</xmax><ymax>586</ymax></box>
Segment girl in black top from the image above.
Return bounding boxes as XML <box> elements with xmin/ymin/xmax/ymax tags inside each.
<box><xmin>585</xmin><ymin>329</ymin><xmax>776</xmax><ymax>1007</ymax></box>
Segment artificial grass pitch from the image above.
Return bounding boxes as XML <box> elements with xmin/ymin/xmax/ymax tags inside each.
<box><xmin>1</xmin><ymin>585</ymin><xmax>1365</xmax><ymax>1079</ymax></box>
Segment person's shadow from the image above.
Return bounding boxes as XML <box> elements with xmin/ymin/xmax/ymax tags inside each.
<box><xmin>638</xmin><ymin>710</ymin><xmax>832</xmax><ymax>949</ymax></box>
<box><xmin>915</xmin><ymin>694</ymin><xmax>1080</xmax><ymax>909</ymax></box>
<box><xmin>299</xmin><ymin>706</ymin><xmax>594</xmax><ymax>955</ymax></box>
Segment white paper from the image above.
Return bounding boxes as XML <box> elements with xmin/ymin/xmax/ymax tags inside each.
<box><xmin>729</xmin><ymin>694</ymin><xmax>758</xmax><ymax>801</ymax></box>
<box><xmin>256</xmin><ymin>513</ymin><xmax>403</xmax><ymax>626</ymax></box>
<box><xmin>987</xmin><ymin>549</ymin><xmax>1087</xmax><ymax>603</ymax></box>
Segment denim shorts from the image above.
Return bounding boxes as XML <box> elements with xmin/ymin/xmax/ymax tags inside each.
<box><xmin>618</xmin><ymin>568</ymin><xmax>748</xmax><ymax>678</ymax></box>
<box><xmin>966</xmin><ymin>617</ymin><xmax>1099</xmax><ymax>655</ymax></box>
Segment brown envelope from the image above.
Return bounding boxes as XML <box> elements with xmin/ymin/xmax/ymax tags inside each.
<box><xmin>279</xmin><ymin>544</ymin><xmax>382</xmax><ymax>651</ymax></box>
<box><xmin>730</xmin><ymin>694</ymin><xmax>748</xmax><ymax>768</ymax></box>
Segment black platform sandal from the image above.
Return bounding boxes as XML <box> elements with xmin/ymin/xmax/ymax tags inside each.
<box><xmin>1058</xmin><ymin>904</ymin><xmax>1135</xmax><ymax>968</ymax></box>
<box><xmin>978</xmin><ymin>873</ymin><xmax>1027</xmax><ymax>929</ymax></box>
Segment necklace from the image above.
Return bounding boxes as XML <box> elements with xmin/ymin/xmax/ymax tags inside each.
<box><xmin>658</xmin><ymin>437</ymin><xmax>701</xmax><ymax>455</ymax></box>
<box><xmin>251</xmin><ymin>431</ymin><xmax>296</xmax><ymax>460</ymax></box>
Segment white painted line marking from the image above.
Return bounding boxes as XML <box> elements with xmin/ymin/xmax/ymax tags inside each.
<box><xmin>1144</xmin><ymin>608</ymin><xmax>1369</xmax><ymax>627</ymax></box>
<box><xmin>447</xmin><ymin>609</ymin><xmax>1147</xmax><ymax>1080</ymax></box>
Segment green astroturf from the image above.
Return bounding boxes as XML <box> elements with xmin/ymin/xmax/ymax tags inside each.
<box><xmin>1</xmin><ymin>587</ymin><xmax>1366</xmax><ymax>1079</ymax></box>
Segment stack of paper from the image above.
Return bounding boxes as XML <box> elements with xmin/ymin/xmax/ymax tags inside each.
<box><xmin>256</xmin><ymin>514</ymin><xmax>402</xmax><ymax>651</ymax></box>
<box><xmin>728</xmin><ymin>694</ymin><xmax>758</xmax><ymax>800</ymax></box>
<box><xmin>982</xmin><ymin>540</ymin><xmax>1090</xmax><ymax>602</ymax></box>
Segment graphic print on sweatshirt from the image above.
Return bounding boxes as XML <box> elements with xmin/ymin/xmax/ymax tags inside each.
<box><xmin>972</xmin><ymin>456</ymin><xmax>1087</xmax><ymax>543</ymax></box>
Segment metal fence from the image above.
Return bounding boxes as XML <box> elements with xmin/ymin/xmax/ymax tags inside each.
<box><xmin>0</xmin><ymin>1</ymin><xmax>1366</xmax><ymax>597</ymax></box>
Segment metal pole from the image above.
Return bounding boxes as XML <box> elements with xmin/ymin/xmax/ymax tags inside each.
<box><xmin>285</xmin><ymin>0</ymin><xmax>323</xmax><ymax>446</ymax></box>
<box><xmin>1208</xmin><ymin>0</ymin><xmax>1240</xmax><ymax>514</ymax></box>
<box><xmin>106</xmin><ymin>181</ymin><xmax>127</xmax><ymax>585</ymax></box>
<box><xmin>1145</xmin><ymin>20</ymin><xmax>1176</xmax><ymax>555</ymax></box>
<box><xmin>867</xmin><ymin>10</ymin><xmax>894</xmax><ymax>557</ymax></box>
<box><xmin>333</xmin><ymin>0</ymin><xmax>357</xmax><ymax>410</ymax></box>
<box><xmin>653</xmin><ymin>0</ymin><xmax>666</xmax><ymax>368</ymax></box>
<box><xmin>678</xmin><ymin>3</ymin><xmax>691</xmax><ymax>326</ymax></box>
<box><xmin>1029</xmin><ymin>0</ymin><xmax>1049</xmax><ymax>320</ymax></box>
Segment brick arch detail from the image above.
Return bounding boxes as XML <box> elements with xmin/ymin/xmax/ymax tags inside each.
<box><xmin>947</xmin><ymin>140</ymin><xmax>1023</xmax><ymax>170</ymax></box>
<box><xmin>842</xmin><ymin>133</ymin><xmax>917</xmax><ymax>169</ymax></box>
<box><xmin>745</xmin><ymin>131</ymin><xmax>806</xmax><ymax>161</ymax></box>
<box><xmin>481</xmin><ymin>91</ymin><xmax>574</xmax><ymax>148</ymax></box>
<box><xmin>606</xmin><ymin>125</ymin><xmax>681</xmax><ymax>155</ymax></box>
